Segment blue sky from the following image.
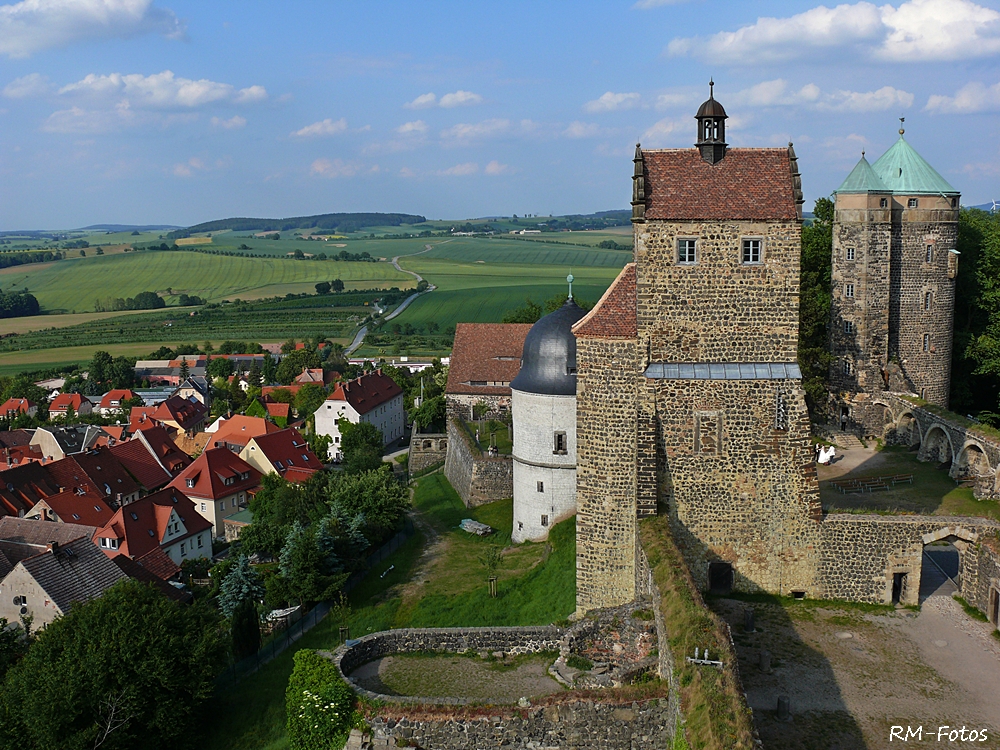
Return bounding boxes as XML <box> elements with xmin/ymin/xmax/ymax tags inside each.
<box><xmin>1</xmin><ymin>0</ymin><xmax>999</xmax><ymax>228</ymax></box>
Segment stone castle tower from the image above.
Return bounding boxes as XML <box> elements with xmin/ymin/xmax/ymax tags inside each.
<box><xmin>510</xmin><ymin>294</ymin><xmax>585</xmax><ymax>543</ymax></box>
<box><xmin>830</xmin><ymin>126</ymin><xmax>960</xmax><ymax>433</ymax></box>
<box><xmin>573</xmin><ymin>85</ymin><xmax>823</xmax><ymax>612</ymax></box>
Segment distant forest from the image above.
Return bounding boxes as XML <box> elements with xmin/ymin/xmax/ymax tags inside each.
<box><xmin>169</xmin><ymin>212</ymin><xmax>427</xmax><ymax>238</ymax></box>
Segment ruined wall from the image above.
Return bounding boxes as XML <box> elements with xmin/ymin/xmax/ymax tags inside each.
<box><xmin>407</xmin><ymin>431</ymin><xmax>448</xmax><ymax>474</ymax></box>
<box><xmin>445</xmin><ymin>393</ymin><xmax>511</xmax><ymax>422</ymax></box>
<box><xmin>443</xmin><ymin>419</ymin><xmax>512</xmax><ymax>507</ymax></box>
<box><xmin>575</xmin><ymin>337</ymin><xmax>640</xmax><ymax>614</ymax></box>
<box><xmin>962</xmin><ymin>534</ymin><xmax>1000</xmax><ymax>626</ymax></box>
<box><xmin>818</xmin><ymin>515</ymin><xmax>1000</xmax><ymax>605</ymax></box>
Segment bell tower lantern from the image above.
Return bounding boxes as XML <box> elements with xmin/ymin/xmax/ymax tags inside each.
<box><xmin>695</xmin><ymin>79</ymin><xmax>728</xmax><ymax>165</ymax></box>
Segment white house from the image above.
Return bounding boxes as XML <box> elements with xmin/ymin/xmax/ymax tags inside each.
<box><xmin>314</xmin><ymin>370</ymin><xmax>404</xmax><ymax>461</ymax></box>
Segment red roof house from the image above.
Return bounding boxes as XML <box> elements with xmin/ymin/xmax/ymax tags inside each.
<box><xmin>97</xmin><ymin>389</ymin><xmax>138</xmax><ymax>415</ymax></box>
<box><xmin>151</xmin><ymin>395</ymin><xmax>208</xmax><ymax>435</ymax></box>
<box><xmin>0</xmin><ymin>398</ymin><xmax>37</xmax><ymax>418</ymax></box>
<box><xmin>239</xmin><ymin>428</ymin><xmax>324</xmax><ymax>482</ymax></box>
<box><xmin>49</xmin><ymin>393</ymin><xmax>93</xmax><ymax>418</ymax></box>
<box><xmin>168</xmin><ymin>448</ymin><xmax>261</xmax><ymax>537</ymax></box>
<box><xmin>209</xmin><ymin>415</ymin><xmax>280</xmax><ymax>452</ymax></box>
<box><xmin>24</xmin><ymin>487</ymin><xmax>115</xmax><ymax>527</ymax></box>
<box><xmin>43</xmin><ymin>447</ymin><xmax>142</xmax><ymax>507</ymax></box>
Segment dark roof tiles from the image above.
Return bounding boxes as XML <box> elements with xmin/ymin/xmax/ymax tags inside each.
<box><xmin>572</xmin><ymin>264</ymin><xmax>637</xmax><ymax>340</ymax></box>
<box><xmin>445</xmin><ymin>324</ymin><xmax>533</xmax><ymax>397</ymax></box>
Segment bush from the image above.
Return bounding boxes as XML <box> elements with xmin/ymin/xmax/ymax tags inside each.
<box><xmin>285</xmin><ymin>649</ymin><xmax>357</xmax><ymax>750</ymax></box>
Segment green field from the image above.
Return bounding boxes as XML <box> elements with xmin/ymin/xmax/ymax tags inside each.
<box><xmin>0</xmin><ymin>251</ymin><xmax>410</xmax><ymax>314</ymax></box>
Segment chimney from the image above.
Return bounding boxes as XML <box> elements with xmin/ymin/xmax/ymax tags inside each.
<box><xmin>47</xmin><ymin>541</ymin><xmax>58</xmax><ymax>553</ymax></box>
<box><xmin>40</xmin><ymin>507</ymin><xmax>50</xmax><ymax>522</ymax></box>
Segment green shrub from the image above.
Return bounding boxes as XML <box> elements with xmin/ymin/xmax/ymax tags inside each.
<box><xmin>285</xmin><ymin>649</ymin><xmax>356</xmax><ymax>750</ymax></box>
<box><xmin>565</xmin><ymin>654</ymin><xmax>593</xmax><ymax>671</ymax></box>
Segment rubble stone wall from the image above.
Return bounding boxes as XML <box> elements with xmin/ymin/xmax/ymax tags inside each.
<box><xmin>443</xmin><ymin>418</ymin><xmax>513</xmax><ymax>507</ymax></box>
<box><xmin>407</xmin><ymin>431</ymin><xmax>448</xmax><ymax>474</ymax></box>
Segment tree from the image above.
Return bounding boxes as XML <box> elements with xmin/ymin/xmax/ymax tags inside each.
<box><xmin>247</xmin><ymin>361</ymin><xmax>263</xmax><ymax>389</ymax></box>
<box><xmin>218</xmin><ymin>555</ymin><xmax>265</xmax><ymax>618</ymax></box>
<box><xmin>275</xmin><ymin>522</ymin><xmax>346</xmax><ymax>605</ymax></box>
<box><xmin>412</xmin><ymin>394</ymin><xmax>445</xmax><ymax>430</ymax></box>
<box><xmin>178</xmin><ymin>359</ymin><xmax>190</xmax><ymax>381</ymax></box>
<box><xmin>0</xmin><ymin>618</ymin><xmax>28</xmax><ymax>682</ymax></box>
<box><xmin>501</xmin><ymin>298</ymin><xmax>543</xmax><ymax>324</ymax></box>
<box><xmin>0</xmin><ymin>580</ymin><xmax>223</xmax><ymax>750</ymax></box>
<box><xmin>276</xmin><ymin>348</ymin><xmax>321</xmax><ymax>385</ymax></box>
<box><xmin>230</xmin><ymin>598</ymin><xmax>260</xmax><ymax>661</ymax></box>
<box><xmin>262</xmin><ymin>352</ymin><xmax>277</xmax><ymax>385</ymax></box>
<box><xmin>89</xmin><ymin>350</ymin><xmax>114</xmax><ymax>384</ymax></box>
<box><xmin>207</xmin><ymin>357</ymin><xmax>234</xmax><ymax>381</ymax></box>
<box><xmin>322</xmin><ymin>468</ymin><xmax>409</xmax><ymax>543</ymax></box>
<box><xmin>338</xmin><ymin>419</ymin><xmax>384</xmax><ymax>474</ymax></box>
<box><xmin>331</xmin><ymin>278</ymin><xmax>345</xmax><ymax>293</ymax></box>
<box><xmin>281</xmin><ymin>339</ymin><xmax>297</xmax><ymax>355</ymax></box>
<box><xmin>294</xmin><ymin>383</ymin><xmax>326</xmax><ymax>419</ymax></box>
<box><xmin>108</xmin><ymin>357</ymin><xmax>135</xmax><ymax>390</ymax></box>
<box><xmin>314</xmin><ymin>281</ymin><xmax>332</xmax><ymax>295</ymax></box>
<box><xmin>244</xmin><ymin>398</ymin><xmax>268</xmax><ymax>419</ymax></box>
<box><xmin>799</xmin><ymin>197</ymin><xmax>834</xmax><ymax>415</ymax></box>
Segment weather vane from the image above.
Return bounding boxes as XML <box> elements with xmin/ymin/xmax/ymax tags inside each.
<box><xmin>899</xmin><ymin>116</ymin><xmax>905</xmax><ymax>135</ymax></box>
<box><xmin>567</xmin><ymin>274</ymin><xmax>574</xmax><ymax>300</ymax></box>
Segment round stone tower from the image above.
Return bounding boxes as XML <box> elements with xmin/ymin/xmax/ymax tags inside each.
<box><xmin>509</xmin><ymin>293</ymin><xmax>586</xmax><ymax>543</ymax></box>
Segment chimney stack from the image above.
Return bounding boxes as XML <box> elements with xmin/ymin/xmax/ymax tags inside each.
<box><xmin>46</xmin><ymin>541</ymin><xmax>58</xmax><ymax>553</ymax></box>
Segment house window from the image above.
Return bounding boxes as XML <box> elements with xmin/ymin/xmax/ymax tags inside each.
<box><xmin>541</xmin><ymin>514</ymin><xmax>549</xmax><ymax>527</ymax></box>
<box><xmin>845</xmin><ymin>283</ymin><xmax>855</xmax><ymax>299</ymax></box>
<box><xmin>553</xmin><ymin>432</ymin><xmax>567</xmax><ymax>455</ymax></box>
<box><xmin>925</xmin><ymin>291</ymin><xmax>932</xmax><ymax>310</ymax></box>
<box><xmin>220</xmin><ymin>500</ymin><xmax>225</xmax><ymax>510</ymax></box>
<box><xmin>181</xmin><ymin>543</ymin><xmax>186</xmax><ymax>555</ymax></box>
<box><xmin>846</xmin><ymin>247</ymin><xmax>855</xmax><ymax>261</ymax></box>
<box><xmin>537</xmin><ymin>481</ymin><xmax>544</xmax><ymax>493</ymax></box>
<box><xmin>926</xmin><ymin>245</ymin><xmax>934</xmax><ymax>263</ymax></box>
<box><xmin>880</xmin><ymin>197</ymin><xmax>888</xmax><ymax>208</ymax></box>
<box><xmin>843</xmin><ymin>360</ymin><xmax>852</xmax><ymax>375</ymax></box>
<box><xmin>923</xmin><ymin>333</ymin><xmax>930</xmax><ymax>352</ymax></box>
<box><xmin>677</xmin><ymin>238</ymin><xmax>697</xmax><ymax>264</ymax></box>
<box><xmin>844</xmin><ymin>320</ymin><xmax>855</xmax><ymax>334</ymax></box>
<box><xmin>200</xmin><ymin>502</ymin><xmax>206</xmax><ymax>512</ymax></box>
<box><xmin>186</xmin><ymin>478</ymin><xmax>194</xmax><ymax>488</ymax></box>
<box><xmin>908</xmin><ymin>198</ymin><xmax>918</xmax><ymax>208</ymax></box>
<box><xmin>197</xmin><ymin>535</ymin><xmax>203</xmax><ymax>548</ymax></box>
<box><xmin>742</xmin><ymin>238</ymin><xmax>762</xmax><ymax>264</ymax></box>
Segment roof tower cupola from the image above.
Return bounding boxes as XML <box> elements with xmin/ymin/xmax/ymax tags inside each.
<box><xmin>695</xmin><ymin>79</ymin><xmax>728</xmax><ymax>165</ymax></box>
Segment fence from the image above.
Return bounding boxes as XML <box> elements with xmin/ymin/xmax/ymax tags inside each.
<box><xmin>215</xmin><ymin>516</ymin><xmax>415</xmax><ymax>687</ymax></box>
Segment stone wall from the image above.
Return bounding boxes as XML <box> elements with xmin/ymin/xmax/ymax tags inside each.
<box><xmin>443</xmin><ymin>418</ymin><xmax>513</xmax><ymax>507</ymax></box>
<box><xmin>446</xmin><ymin>393</ymin><xmax>511</xmax><ymax>422</ymax></box>
<box><xmin>407</xmin><ymin>431</ymin><xmax>448</xmax><ymax>474</ymax></box>
<box><xmin>962</xmin><ymin>533</ymin><xmax>1000</xmax><ymax>627</ymax></box>
<box><xmin>818</xmin><ymin>514</ymin><xmax>1000</xmax><ymax>605</ymax></box>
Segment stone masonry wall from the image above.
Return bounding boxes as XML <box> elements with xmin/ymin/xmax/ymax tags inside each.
<box><xmin>445</xmin><ymin>393</ymin><xmax>511</xmax><ymax>422</ymax></box>
<box><xmin>961</xmin><ymin>534</ymin><xmax>1000</xmax><ymax>626</ymax></box>
<box><xmin>408</xmin><ymin>431</ymin><xmax>448</xmax><ymax>474</ymax></box>
<box><xmin>443</xmin><ymin>418</ymin><xmax>512</xmax><ymax>507</ymax></box>
<box><xmin>575</xmin><ymin>337</ymin><xmax>640</xmax><ymax>614</ymax></box>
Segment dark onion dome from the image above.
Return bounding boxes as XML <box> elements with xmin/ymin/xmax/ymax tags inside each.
<box><xmin>696</xmin><ymin>95</ymin><xmax>727</xmax><ymax>119</ymax></box>
<box><xmin>509</xmin><ymin>299</ymin><xmax>587</xmax><ymax>396</ymax></box>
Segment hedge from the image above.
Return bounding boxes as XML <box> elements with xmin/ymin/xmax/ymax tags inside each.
<box><xmin>285</xmin><ymin>649</ymin><xmax>357</xmax><ymax>750</ymax></box>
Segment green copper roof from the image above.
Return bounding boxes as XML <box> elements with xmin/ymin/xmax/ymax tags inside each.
<box><xmin>835</xmin><ymin>155</ymin><xmax>889</xmax><ymax>194</ymax></box>
<box><xmin>871</xmin><ymin>135</ymin><xmax>958</xmax><ymax>195</ymax></box>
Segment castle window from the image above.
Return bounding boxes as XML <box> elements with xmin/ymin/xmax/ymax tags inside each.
<box><xmin>952</xmin><ymin>197</ymin><xmax>958</xmax><ymax>208</ymax></box>
<box><xmin>537</xmin><ymin>481</ymin><xmax>544</xmax><ymax>493</ymax></box>
<box><xmin>553</xmin><ymin>432</ymin><xmax>567</xmax><ymax>455</ymax></box>
<box><xmin>924</xmin><ymin>291</ymin><xmax>932</xmax><ymax>310</ymax></box>
<box><xmin>741</xmin><ymin>238</ymin><xmax>762</xmax><ymax>264</ymax></box>
<box><xmin>846</xmin><ymin>247</ymin><xmax>855</xmax><ymax>261</ymax></box>
<box><xmin>923</xmin><ymin>333</ymin><xmax>930</xmax><ymax>352</ymax></box>
<box><xmin>845</xmin><ymin>283</ymin><xmax>854</xmax><ymax>298</ymax></box>
<box><xmin>908</xmin><ymin>198</ymin><xmax>919</xmax><ymax>208</ymax></box>
<box><xmin>844</xmin><ymin>320</ymin><xmax>855</xmax><ymax>334</ymax></box>
<box><xmin>926</xmin><ymin>245</ymin><xmax>933</xmax><ymax>263</ymax></box>
<box><xmin>774</xmin><ymin>390</ymin><xmax>788</xmax><ymax>431</ymax></box>
<box><xmin>843</xmin><ymin>360</ymin><xmax>852</xmax><ymax>375</ymax></box>
<box><xmin>880</xmin><ymin>198</ymin><xmax>888</xmax><ymax>208</ymax></box>
<box><xmin>694</xmin><ymin>411</ymin><xmax>722</xmax><ymax>455</ymax></box>
<box><xmin>677</xmin><ymin>238</ymin><xmax>696</xmax><ymax>264</ymax></box>
<box><xmin>541</xmin><ymin>514</ymin><xmax>549</xmax><ymax>527</ymax></box>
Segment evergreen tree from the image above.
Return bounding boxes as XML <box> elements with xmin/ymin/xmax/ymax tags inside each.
<box><xmin>217</xmin><ymin>556</ymin><xmax>264</xmax><ymax>618</ymax></box>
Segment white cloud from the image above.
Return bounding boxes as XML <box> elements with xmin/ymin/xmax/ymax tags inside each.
<box><xmin>0</xmin><ymin>0</ymin><xmax>184</xmax><ymax>59</ymax></box>
<box><xmin>641</xmin><ymin>117</ymin><xmax>686</xmax><ymax>147</ymax></box>
<box><xmin>440</xmin><ymin>118</ymin><xmax>510</xmax><ymax>144</ymax></box>
<box><xmin>404</xmin><ymin>92</ymin><xmax>437</xmax><ymax>109</ymax></box>
<box><xmin>730</xmin><ymin>78</ymin><xmax>911</xmax><ymax>112</ymax></box>
<box><xmin>310</xmin><ymin>158</ymin><xmax>359</xmax><ymax>178</ymax></box>
<box><xmin>211</xmin><ymin>115</ymin><xmax>246</xmax><ymax>129</ymax></box>
<box><xmin>656</xmin><ymin>92</ymin><xmax>693</xmax><ymax>109</ymax></box>
<box><xmin>173</xmin><ymin>157</ymin><xmax>204</xmax><ymax>177</ymax></box>
<box><xmin>668</xmin><ymin>0</ymin><xmax>1000</xmax><ymax>64</ymax></box>
<box><xmin>43</xmin><ymin>103</ymin><xmax>134</xmax><ymax>133</ymax></box>
<box><xmin>822</xmin><ymin>133</ymin><xmax>871</xmax><ymax>161</ymax></box>
<box><xmin>584</xmin><ymin>91</ymin><xmax>641</xmax><ymax>113</ymax></box>
<box><xmin>563</xmin><ymin>121</ymin><xmax>604</xmax><ymax>138</ymax></box>
<box><xmin>484</xmin><ymin>160</ymin><xmax>511</xmax><ymax>175</ymax></box>
<box><xmin>820</xmin><ymin>85</ymin><xmax>914</xmax><ymax>111</ymax></box>
<box><xmin>2</xmin><ymin>72</ymin><xmax>50</xmax><ymax>98</ymax></box>
<box><xmin>732</xmin><ymin>79</ymin><xmax>821</xmax><ymax>107</ymax></box>
<box><xmin>292</xmin><ymin>118</ymin><xmax>347</xmax><ymax>137</ymax></box>
<box><xmin>439</xmin><ymin>90</ymin><xmax>482</xmax><ymax>108</ymax></box>
<box><xmin>399</xmin><ymin>166</ymin><xmax>416</xmax><ymax>178</ymax></box>
<box><xmin>59</xmin><ymin>70</ymin><xmax>268</xmax><ymax>108</ymax></box>
<box><xmin>396</xmin><ymin>119</ymin><xmax>427</xmax><ymax>134</ymax></box>
<box><xmin>926</xmin><ymin>80</ymin><xmax>1000</xmax><ymax>113</ymax></box>
<box><xmin>439</xmin><ymin>162</ymin><xmax>478</xmax><ymax>176</ymax></box>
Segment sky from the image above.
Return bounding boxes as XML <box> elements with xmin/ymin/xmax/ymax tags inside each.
<box><xmin>1</xmin><ymin>0</ymin><xmax>999</xmax><ymax>229</ymax></box>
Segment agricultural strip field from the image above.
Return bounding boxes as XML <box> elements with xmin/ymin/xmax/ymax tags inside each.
<box><xmin>0</xmin><ymin>251</ymin><xmax>410</xmax><ymax>313</ymax></box>
<box><xmin>0</xmin><ymin>342</ymin><xmax>202</xmax><ymax>377</ymax></box>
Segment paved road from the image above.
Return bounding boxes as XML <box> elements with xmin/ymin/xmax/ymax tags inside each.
<box><xmin>345</xmin><ymin>244</ymin><xmax>438</xmax><ymax>355</ymax></box>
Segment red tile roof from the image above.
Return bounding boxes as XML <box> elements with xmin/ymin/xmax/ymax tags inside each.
<box><xmin>49</xmin><ymin>393</ymin><xmax>86</xmax><ymax>414</ymax></box>
<box><xmin>45</xmin><ymin>447</ymin><xmax>141</xmax><ymax>502</ymax></box>
<box><xmin>265</xmin><ymin>402</ymin><xmax>291</xmax><ymax>420</ymax></box>
<box><xmin>136</xmin><ymin>546</ymin><xmax>182</xmax><ymax>581</ymax></box>
<box><xmin>109</xmin><ymin>439</ymin><xmax>172</xmax><ymax>491</ymax></box>
<box><xmin>93</xmin><ymin>487</ymin><xmax>211</xmax><ymax>563</ymax></box>
<box><xmin>168</xmin><ymin>448</ymin><xmax>261</xmax><ymax>501</ymax></box>
<box><xmin>38</xmin><ymin>488</ymin><xmax>115</xmax><ymax>527</ymax></box>
<box><xmin>210</xmin><ymin>415</ymin><xmax>280</xmax><ymax>451</ymax></box>
<box><xmin>152</xmin><ymin>395</ymin><xmax>208</xmax><ymax>432</ymax></box>
<box><xmin>0</xmin><ymin>398</ymin><xmax>35</xmax><ymax>416</ymax></box>
<box><xmin>0</xmin><ymin>463</ymin><xmax>61</xmax><ymax>517</ymax></box>
<box><xmin>641</xmin><ymin>148</ymin><xmax>798</xmax><ymax>221</ymax></box>
<box><xmin>246</xmin><ymin>428</ymin><xmax>323</xmax><ymax>481</ymax></box>
<box><xmin>262</xmin><ymin>385</ymin><xmax>301</xmax><ymax>398</ymax></box>
<box><xmin>326</xmin><ymin>370</ymin><xmax>402</xmax><ymax>415</ymax></box>
<box><xmin>572</xmin><ymin>263</ymin><xmax>637</xmax><ymax>340</ymax></box>
<box><xmin>129</xmin><ymin>406</ymin><xmax>160</xmax><ymax>433</ymax></box>
<box><xmin>110</xmin><ymin>553</ymin><xmax>189</xmax><ymax>600</ymax></box>
<box><xmin>445</xmin><ymin>324</ymin><xmax>532</xmax><ymax>397</ymax></box>
<box><xmin>135</xmin><ymin>426</ymin><xmax>192</xmax><ymax>476</ymax></box>
<box><xmin>98</xmin><ymin>389</ymin><xmax>137</xmax><ymax>410</ymax></box>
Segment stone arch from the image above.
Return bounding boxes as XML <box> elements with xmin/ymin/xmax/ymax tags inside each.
<box><xmin>894</xmin><ymin>412</ymin><xmax>921</xmax><ymax>448</ymax></box>
<box><xmin>955</xmin><ymin>441</ymin><xmax>992</xmax><ymax>479</ymax></box>
<box><xmin>439</xmin><ymin>439</ymin><xmax>447</xmax><ymax>450</ymax></box>
<box><xmin>422</xmin><ymin>440</ymin><xmax>433</xmax><ymax>450</ymax></box>
<box><xmin>922</xmin><ymin>525</ymin><xmax>978</xmax><ymax>546</ymax></box>
<box><xmin>919</xmin><ymin>424</ymin><xmax>954</xmax><ymax>467</ymax></box>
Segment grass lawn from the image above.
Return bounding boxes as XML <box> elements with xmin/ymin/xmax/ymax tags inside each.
<box><xmin>201</xmin><ymin>472</ymin><xmax>576</xmax><ymax>750</ymax></box>
<box><xmin>820</xmin><ymin>445</ymin><xmax>1000</xmax><ymax>520</ymax></box>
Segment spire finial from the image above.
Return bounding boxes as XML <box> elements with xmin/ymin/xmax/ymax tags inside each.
<box><xmin>566</xmin><ymin>274</ymin><xmax>574</xmax><ymax>300</ymax></box>
<box><xmin>861</xmin><ymin>149</ymin><xmax>865</xmax><ymax>158</ymax></box>
<box><xmin>709</xmin><ymin>78</ymin><xmax>714</xmax><ymax>98</ymax></box>
<box><xmin>899</xmin><ymin>116</ymin><xmax>905</xmax><ymax>136</ymax></box>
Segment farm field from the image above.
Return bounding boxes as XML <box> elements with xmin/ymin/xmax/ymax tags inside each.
<box><xmin>0</xmin><ymin>309</ymin><xmax>154</xmax><ymax>335</ymax></box>
<box><xmin>0</xmin><ymin>251</ymin><xmax>409</xmax><ymax>313</ymax></box>
<box><xmin>0</xmin><ymin>342</ymin><xmax>194</xmax><ymax>376</ymax></box>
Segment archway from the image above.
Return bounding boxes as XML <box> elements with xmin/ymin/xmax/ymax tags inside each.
<box><xmin>955</xmin><ymin>443</ymin><xmax>991</xmax><ymax>480</ymax></box>
<box><xmin>918</xmin><ymin>526</ymin><xmax>979</xmax><ymax>604</ymax></box>
<box><xmin>895</xmin><ymin>412</ymin><xmax>921</xmax><ymax>448</ymax></box>
<box><xmin>920</xmin><ymin>425</ymin><xmax>953</xmax><ymax>468</ymax></box>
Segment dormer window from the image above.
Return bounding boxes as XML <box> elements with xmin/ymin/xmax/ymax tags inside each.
<box><xmin>185</xmin><ymin>478</ymin><xmax>195</xmax><ymax>488</ymax></box>
<box><xmin>908</xmin><ymin>198</ymin><xmax>918</xmax><ymax>208</ymax></box>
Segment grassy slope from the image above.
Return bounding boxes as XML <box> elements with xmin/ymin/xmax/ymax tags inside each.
<box><xmin>0</xmin><ymin>251</ymin><xmax>409</xmax><ymax>313</ymax></box>
<box><xmin>201</xmin><ymin>473</ymin><xmax>575</xmax><ymax>750</ymax></box>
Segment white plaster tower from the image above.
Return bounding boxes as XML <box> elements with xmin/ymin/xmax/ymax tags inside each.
<box><xmin>510</xmin><ymin>277</ymin><xmax>586</xmax><ymax>543</ymax></box>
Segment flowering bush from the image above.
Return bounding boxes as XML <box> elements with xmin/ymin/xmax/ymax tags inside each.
<box><xmin>286</xmin><ymin>649</ymin><xmax>357</xmax><ymax>749</ymax></box>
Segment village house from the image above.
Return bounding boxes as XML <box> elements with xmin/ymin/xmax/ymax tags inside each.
<box><xmin>239</xmin><ymin>427</ymin><xmax>324</xmax><ymax>482</ymax></box>
<box><xmin>0</xmin><ymin>463</ymin><xmax>62</xmax><ymax>518</ymax></box>
<box><xmin>48</xmin><ymin>393</ymin><xmax>93</xmax><ymax>419</ymax></box>
<box><xmin>444</xmin><ymin>323</ymin><xmax>531</xmax><ymax>420</ymax></box>
<box><xmin>208</xmin><ymin>414</ymin><xmax>280</xmax><ymax>452</ymax></box>
<box><xmin>96</xmin><ymin>389</ymin><xmax>139</xmax><ymax>416</ymax></box>
<box><xmin>0</xmin><ymin>398</ymin><xmax>37</xmax><ymax>419</ymax></box>
<box><xmin>29</xmin><ymin>425</ymin><xmax>105</xmax><ymax>461</ymax></box>
<box><xmin>24</xmin><ymin>487</ymin><xmax>115</xmax><ymax>527</ymax></box>
<box><xmin>150</xmin><ymin>395</ymin><xmax>208</xmax><ymax>435</ymax></box>
<box><xmin>174</xmin><ymin>375</ymin><xmax>211</xmax><ymax>406</ymax></box>
<box><xmin>314</xmin><ymin>370</ymin><xmax>404</xmax><ymax>460</ymax></box>
<box><xmin>168</xmin><ymin>448</ymin><xmax>261</xmax><ymax>538</ymax></box>
<box><xmin>109</xmin><ymin>426</ymin><xmax>191</xmax><ymax>490</ymax></box>
<box><xmin>93</xmin><ymin>487</ymin><xmax>212</xmax><ymax>566</ymax></box>
<box><xmin>44</xmin><ymin>447</ymin><xmax>142</xmax><ymax>507</ymax></box>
